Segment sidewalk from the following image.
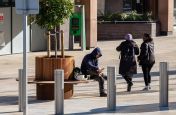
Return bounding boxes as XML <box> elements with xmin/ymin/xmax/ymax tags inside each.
<box><xmin>0</xmin><ymin>36</ymin><xmax>176</xmax><ymax>115</ymax></box>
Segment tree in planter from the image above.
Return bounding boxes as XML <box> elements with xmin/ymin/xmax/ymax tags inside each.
<box><xmin>33</xmin><ymin>0</ymin><xmax>74</xmax><ymax>100</ymax></box>
<box><xmin>35</xmin><ymin>0</ymin><xmax>73</xmax><ymax>57</ymax></box>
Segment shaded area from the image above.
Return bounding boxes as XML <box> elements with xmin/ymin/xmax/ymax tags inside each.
<box><xmin>116</xmin><ymin>70</ymin><xmax>176</xmax><ymax>79</ymax></box>
<box><xmin>0</xmin><ymin>77</ymin><xmax>13</xmax><ymax>80</ymax></box>
<box><xmin>0</xmin><ymin>111</ymin><xmax>20</xmax><ymax>115</ymax></box>
<box><xmin>0</xmin><ymin>96</ymin><xmax>51</xmax><ymax>105</ymax></box>
<box><xmin>65</xmin><ymin>102</ymin><xmax>176</xmax><ymax>115</ymax></box>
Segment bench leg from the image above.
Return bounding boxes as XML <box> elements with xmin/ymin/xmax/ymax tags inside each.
<box><xmin>64</xmin><ymin>84</ymin><xmax>73</xmax><ymax>99</ymax></box>
<box><xmin>36</xmin><ymin>83</ymin><xmax>54</xmax><ymax>100</ymax></box>
<box><xmin>36</xmin><ymin>83</ymin><xmax>74</xmax><ymax>100</ymax></box>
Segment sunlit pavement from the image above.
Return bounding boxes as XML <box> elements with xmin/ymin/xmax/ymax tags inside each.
<box><xmin>0</xmin><ymin>35</ymin><xmax>176</xmax><ymax>115</ymax></box>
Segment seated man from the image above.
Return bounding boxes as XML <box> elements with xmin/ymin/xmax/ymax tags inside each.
<box><xmin>81</xmin><ymin>47</ymin><xmax>107</xmax><ymax>97</ymax></box>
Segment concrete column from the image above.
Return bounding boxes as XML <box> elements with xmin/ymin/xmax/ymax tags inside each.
<box><xmin>159</xmin><ymin>62</ymin><xmax>169</xmax><ymax>107</ymax></box>
<box><xmin>55</xmin><ymin>69</ymin><xmax>64</xmax><ymax>115</ymax></box>
<box><xmin>18</xmin><ymin>69</ymin><xmax>23</xmax><ymax>112</ymax></box>
<box><xmin>158</xmin><ymin>0</ymin><xmax>173</xmax><ymax>35</ymax></box>
<box><xmin>107</xmin><ymin>66</ymin><xmax>116</xmax><ymax>111</ymax></box>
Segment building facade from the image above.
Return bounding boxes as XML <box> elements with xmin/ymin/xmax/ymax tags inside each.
<box><xmin>0</xmin><ymin>0</ymin><xmax>47</xmax><ymax>55</ymax></box>
<box><xmin>0</xmin><ymin>0</ymin><xmax>98</xmax><ymax>55</ymax></box>
<box><xmin>98</xmin><ymin>0</ymin><xmax>174</xmax><ymax>35</ymax></box>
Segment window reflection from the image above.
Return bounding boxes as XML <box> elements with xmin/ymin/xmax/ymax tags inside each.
<box><xmin>0</xmin><ymin>0</ymin><xmax>15</xmax><ymax>7</ymax></box>
<box><xmin>123</xmin><ymin>0</ymin><xmax>148</xmax><ymax>14</ymax></box>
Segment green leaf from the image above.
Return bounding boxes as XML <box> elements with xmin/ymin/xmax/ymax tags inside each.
<box><xmin>35</xmin><ymin>0</ymin><xmax>73</xmax><ymax>30</ymax></box>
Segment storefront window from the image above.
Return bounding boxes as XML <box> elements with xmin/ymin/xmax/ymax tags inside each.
<box><xmin>0</xmin><ymin>0</ymin><xmax>15</xmax><ymax>7</ymax></box>
<box><xmin>123</xmin><ymin>0</ymin><xmax>148</xmax><ymax>14</ymax></box>
<box><xmin>123</xmin><ymin>0</ymin><xmax>132</xmax><ymax>12</ymax></box>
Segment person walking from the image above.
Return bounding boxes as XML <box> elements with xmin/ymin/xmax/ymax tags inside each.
<box><xmin>81</xmin><ymin>47</ymin><xmax>107</xmax><ymax>97</ymax></box>
<box><xmin>138</xmin><ymin>33</ymin><xmax>155</xmax><ymax>91</ymax></box>
<box><xmin>116</xmin><ymin>34</ymin><xmax>139</xmax><ymax>92</ymax></box>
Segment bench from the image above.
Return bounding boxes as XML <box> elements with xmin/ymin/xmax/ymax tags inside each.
<box><xmin>16</xmin><ymin>76</ymin><xmax>91</xmax><ymax>99</ymax></box>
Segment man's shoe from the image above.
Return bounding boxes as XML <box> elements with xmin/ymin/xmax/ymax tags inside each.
<box><xmin>103</xmin><ymin>75</ymin><xmax>107</xmax><ymax>80</ymax></box>
<box><xmin>100</xmin><ymin>92</ymin><xmax>107</xmax><ymax>97</ymax></box>
<box><xmin>127</xmin><ymin>83</ymin><xmax>133</xmax><ymax>92</ymax></box>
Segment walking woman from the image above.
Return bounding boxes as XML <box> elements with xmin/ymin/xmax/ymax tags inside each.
<box><xmin>138</xmin><ymin>33</ymin><xmax>155</xmax><ymax>91</ymax></box>
<box><xmin>116</xmin><ymin>34</ymin><xmax>139</xmax><ymax>92</ymax></box>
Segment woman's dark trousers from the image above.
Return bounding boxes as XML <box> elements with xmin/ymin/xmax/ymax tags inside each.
<box><xmin>123</xmin><ymin>75</ymin><xmax>133</xmax><ymax>85</ymax></box>
<box><xmin>142</xmin><ymin>64</ymin><xmax>154</xmax><ymax>86</ymax></box>
<box><xmin>122</xmin><ymin>75</ymin><xmax>133</xmax><ymax>91</ymax></box>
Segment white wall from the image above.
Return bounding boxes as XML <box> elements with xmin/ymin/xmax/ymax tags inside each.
<box><xmin>0</xmin><ymin>7</ymin><xmax>11</xmax><ymax>55</ymax></box>
<box><xmin>0</xmin><ymin>7</ymin><xmax>70</xmax><ymax>55</ymax></box>
<box><xmin>30</xmin><ymin>23</ymin><xmax>47</xmax><ymax>51</ymax></box>
<box><xmin>12</xmin><ymin>7</ymin><xmax>30</xmax><ymax>53</ymax></box>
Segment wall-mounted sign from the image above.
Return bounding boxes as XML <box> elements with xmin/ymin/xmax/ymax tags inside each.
<box><xmin>0</xmin><ymin>13</ymin><xmax>4</xmax><ymax>24</ymax></box>
<box><xmin>15</xmin><ymin>0</ymin><xmax>39</xmax><ymax>14</ymax></box>
<box><xmin>70</xmin><ymin>13</ymin><xmax>82</xmax><ymax>36</ymax></box>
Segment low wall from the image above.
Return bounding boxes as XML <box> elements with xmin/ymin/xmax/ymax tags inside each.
<box><xmin>98</xmin><ymin>22</ymin><xmax>160</xmax><ymax>40</ymax></box>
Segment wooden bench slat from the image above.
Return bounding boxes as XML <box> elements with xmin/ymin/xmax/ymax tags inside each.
<box><xmin>36</xmin><ymin>80</ymin><xmax>89</xmax><ymax>84</ymax></box>
<box><xmin>16</xmin><ymin>77</ymin><xmax>90</xmax><ymax>84</ymax></box>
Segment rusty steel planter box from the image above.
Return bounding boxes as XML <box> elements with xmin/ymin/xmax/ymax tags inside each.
<box><xmin>35</xmin><ymin>56</ymin><xmax>75</xmax><ymax>100</ymax></box>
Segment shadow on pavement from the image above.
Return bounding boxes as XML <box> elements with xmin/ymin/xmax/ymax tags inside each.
<box><xmin>65</xmin><ymin>102</ymin><xmax>176</xmax><ymax>115</ymax></box>
<box><xmin>0</xmin><ymin>111</ymin><xmax>20</xmax><ymax>114</ymax></box>
<box><xmin>117</xmin><ymin>70</ymin><xmax>176</xmax><ymax>79</ymax></box>
<box><xmin>0</xmin><ymin>96</ymin><xmax>51</xmax><ymax>105</ymax></box>
<box><xmin>116</xmin><ymin>89</ymin><xmax>158</xmax><ymax>95</ymax></box>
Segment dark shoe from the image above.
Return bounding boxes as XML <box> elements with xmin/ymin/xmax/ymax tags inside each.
<box><xmin>142</xmin><ymin>86</ymin><xmax>149</xmax><ymax>91</ymax></box>
<box><xmin>127</xmin><ymin>83</ymin><xmax>133</xmax><ymax>92</ymax></box>
<box><xmin>100</xmin><ymin>92</ymin><xmax>107</xmax><ymax>97</ymax></box>
<box><xmin>103</xmin><ymin>75</ymin><xmax>107</xmax><ymax>80</ymax></box>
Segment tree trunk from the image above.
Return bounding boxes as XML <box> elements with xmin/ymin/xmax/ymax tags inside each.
<box><xmin>54</xmin><ymin>27</ymin><xmax>57</xmax><ymax>58</ymax></box>
<box><xmin>47</xmin><ymin>31</ymin><xmax>51</xmax><ymax>57</ymax></box>
<box><xmin>61</xmin><ymin>30</ymin><xmax>64</xmax><ymax>58</ymax></box>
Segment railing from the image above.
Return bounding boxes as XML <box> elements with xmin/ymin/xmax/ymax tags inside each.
<box><xmin>98</xmin><ymin>20</ymin><xmax>157</xmax><ymax>24</ymax></box>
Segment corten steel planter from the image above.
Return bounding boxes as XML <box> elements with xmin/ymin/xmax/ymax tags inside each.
<box><xmin>35</xmin><ymin>56</ymin><xmax>75</xmax><ymax>100</ymax></box>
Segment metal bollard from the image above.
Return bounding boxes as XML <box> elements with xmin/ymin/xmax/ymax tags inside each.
<box><xmin>159</xmin><ymin>62</ymin><xmax>168</xmax><ymax>107</ymax></box>
<box><xmin>55</xmin><ymin>69</ymin><xmax>64</xmax><ymax>115</ymax></box>
<box><xmin>107</xmin><ymin>66</ymin><xmax>116</xmax><ymax>111</ymax></box>
<box><xmin>18</xmin><ymin>69</ymin><xmax>23</xmax><ymax>112</ymax></box>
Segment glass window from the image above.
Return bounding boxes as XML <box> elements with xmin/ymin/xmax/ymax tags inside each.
<box><xmin>123</xmin><ymin>0</ymin><xmax>148</xmax><ymax>13</ymax></box>
<box><xmin>123</xmin><ymin>0</ymin><xmax>132</xmax><ymax>12</ymax></box>
<box><xmin>0</xmin><ymin>0</ymin><xmax>15</xmax><ymax>7</ymax></box>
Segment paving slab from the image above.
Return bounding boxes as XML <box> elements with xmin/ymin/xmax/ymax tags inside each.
<box><xmin>0</xmin><ymin>36</ymin><xmax>176</xmax><ymax>115</ymax></box>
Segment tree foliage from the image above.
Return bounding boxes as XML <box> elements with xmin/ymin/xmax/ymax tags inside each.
<box><xmin>35</xmin><ymin>0</ymin><xmax>73</xmax><ymax>30</ymax></box>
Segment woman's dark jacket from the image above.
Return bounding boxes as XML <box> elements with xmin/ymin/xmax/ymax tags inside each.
<box><xmin>138</xmin><ymin>38</ymin><xmax>155</xmax><ymax>66</ymax></box>
<box><xmin>116</xmin><ymin>40</ymin><xmax>139</xmax><ymax>75</ymax></box>
<box><xmin>81</xmin><ymin>47</ymin><xmax>102</xmax><ymax>75</ymax></box>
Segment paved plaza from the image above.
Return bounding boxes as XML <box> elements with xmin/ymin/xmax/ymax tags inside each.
<box><xmin>0</xmin><ymin>35</ymin><xmax>176</xmax><ymax>115</ymax></box>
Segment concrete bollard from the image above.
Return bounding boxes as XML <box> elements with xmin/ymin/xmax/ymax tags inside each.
<box><xmin>159</xmin><ymin>62</ymin><xmax>168</xmax><ymax>107</ymax></box>
<box><xmin>18</xmin><ymin>69</ymin><xmax>23</xmax><ymax>112</ymax></box>
<box><xmin>107</xmin><ymin>66</ymin><xmax>116</xmax><ymax>111</ymax></box>
<box><xmin>55</xmin><ymin>69</ymin><xmax>64</xmax><ymax>115</ymax></box>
